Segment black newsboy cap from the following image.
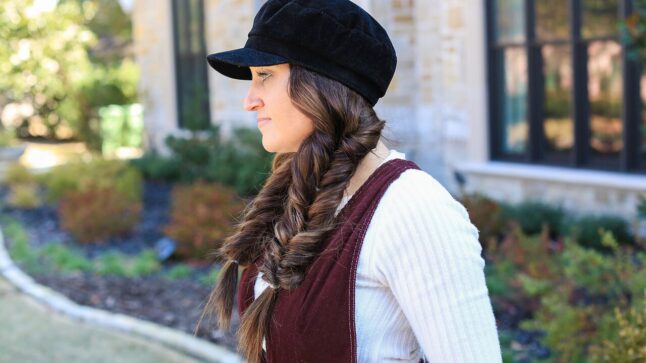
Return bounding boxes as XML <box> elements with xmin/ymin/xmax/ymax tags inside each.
<box><xmin>206</xmin><ymin>0</ymin><xmax>397</xmax><ymax>107</ymax></box>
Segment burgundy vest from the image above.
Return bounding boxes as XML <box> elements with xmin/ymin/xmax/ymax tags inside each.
<box><xmin>238</xmin><ymin>159</ymin><xmax>422</xmax><ymax>363</ymax></box>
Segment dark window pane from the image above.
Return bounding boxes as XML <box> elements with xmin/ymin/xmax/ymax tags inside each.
<box><xmin>543</xmin><ymin>45</ymin><xmax>574</xmax><ymax>152</ymax></box>
<box><xmin>498</xmin><ymin>47</ymin><xmax>529</xmax><ymax>154</ymax></box>
<box><xmin>536</xmin><ymin>0</ymin><xmax>569</xmax><ymax>41</ymax></box>
<box><xmin>582</xmin><ymin>0</ymin><xmax>620</xmax><ymax>38</ymax></box>
<box><xmin>172</xmin><ymin>0</ymin><xmax>210</xmax><ymax>130</ymax></box>
<box><xmin>588</xmin><ymin>41</ymin><xmax>623</xmax><ymax>156</ymax></box>
<box><xmin>641</xmin><ymin>70</ymin><xmax>646</xmax><ymax>157</ymax></box>
<box><xmin>495</xmin><ymin>0</ymin><xmax>526</xmax><ymax>43</ymax></box>
<box><xmin>190</xmin><ymin>0</ymin><xmax>202</xmax><ymax>53</ymax></box>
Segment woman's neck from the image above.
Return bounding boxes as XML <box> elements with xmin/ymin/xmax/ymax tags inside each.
<box><xmin>345</xmin><ymin>139</ymin><xmax>390</xmax><ymax>197</ymax></box>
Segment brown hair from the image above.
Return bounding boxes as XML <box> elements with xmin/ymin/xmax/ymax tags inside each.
<box><xmin>198</xmin><ymin>64</ymin><xmax>387</xmax><ymax>362</ymax></box>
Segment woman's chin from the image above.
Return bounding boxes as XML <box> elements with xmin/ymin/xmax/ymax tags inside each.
<box><xmin>261</xmin><ymin>138</ymin><xmax>277</xmax><ymax>153</ymax></box>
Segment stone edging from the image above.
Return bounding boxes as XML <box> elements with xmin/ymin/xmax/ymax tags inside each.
<box><xmin>0</xmin><ymin>227</ymin><xmax>243</xmax><ymax>363</ymax></box>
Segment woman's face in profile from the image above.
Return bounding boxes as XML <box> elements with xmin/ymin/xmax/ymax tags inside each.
<box><xmin>244</xmin><ymin>63</ymin><xmax>315</xmax><ymax>153</ymax></box>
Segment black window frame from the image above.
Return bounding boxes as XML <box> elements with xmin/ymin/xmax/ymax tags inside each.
<box><xmin>485</xmin><ymin>0</ymin><xmax>645</xmax><ymax>174</ymax></box>
<box><xmin>171</xmin><ymin>0</ymin><xmax>211</xmax><ymax>130</ymax></box>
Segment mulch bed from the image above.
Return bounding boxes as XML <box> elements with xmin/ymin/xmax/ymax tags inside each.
<box><xmin>0</xmin><ymin>181</ymin><xmax>240</xmax><ymax>353</ymax></box>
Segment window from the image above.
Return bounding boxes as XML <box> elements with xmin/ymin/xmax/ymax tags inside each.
<box><xmin>486</xmin><ymin>0</ymin><xmax>645</xmax><ymax>173</ymax></box>
<box><xmin>255</xmin><ymin>0</ymin><xmax>267</xmax><ymax>10</ymax></box>
<box><xmin>641</xmin><ymin>64</ymin><xmax>646</xmax><ymax>162</ymax></box>
<box><xmin>172</xmin><ymin>0</ymin><xmax>211</xmax><ymax>130</ymax></box>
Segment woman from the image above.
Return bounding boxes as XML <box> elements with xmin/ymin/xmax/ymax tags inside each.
<box><xmin>201</xmin><ymin>1</ymin><xmax>502</xmax><ymax>362</ymax></box>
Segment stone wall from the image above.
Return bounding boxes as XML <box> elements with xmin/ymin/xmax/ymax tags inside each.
<box><xmin>459</xmin><ymin>162</ymin><xmax>645</xmax><ymax>220</ymax></box>
<box><xmin>369</xmin><ymin>0</ymin><xmax>419</xmax><ymax>167</ymax></box>
<box><xmin>132</xmin><ymin>0</ymin><xmax>178</xmax><ymax>152</ymax></box>
<box><xmin>204</xmin><ymin>0</ymin><xmax>257</xmax><ymax>138</ymax></box>
<box><xmin>369</xmin><ymin>0</ymin><xmax>488</xmax><ymax>191</ymax></box>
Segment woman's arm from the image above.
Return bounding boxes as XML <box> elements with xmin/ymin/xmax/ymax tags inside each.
<box><xmin>372</xmin><ymin>170</ymin><xmax>503</xmax><ymax>362</ymax></box>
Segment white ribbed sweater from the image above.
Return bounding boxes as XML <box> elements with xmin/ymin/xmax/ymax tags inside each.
<box><xmin>255</xmin><ymin>150</ymin><xmax>502</xmax><ymax>362</ymax></box>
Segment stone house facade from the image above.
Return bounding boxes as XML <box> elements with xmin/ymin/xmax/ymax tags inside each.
<box><xmin>133</xmin><ymin>0</ymin><xmax>646</xmax><ymax>219</ymax></box>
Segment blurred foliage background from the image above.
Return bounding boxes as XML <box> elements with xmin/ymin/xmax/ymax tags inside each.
<box><xmin>622</xmin><ymin>0</ymin><xmax>646</xmax><ymax>61</ymax></box>
<box><xmin>0</xmin><ymin>0</ymin><xmax>139</xmax><ymax>151</ymax></box>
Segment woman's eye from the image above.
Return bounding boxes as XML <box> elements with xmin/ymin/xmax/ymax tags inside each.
<box><xmin>256</xmin><ymin>71</ymin><xmax>270</xmax><ymax>82</ymax></box>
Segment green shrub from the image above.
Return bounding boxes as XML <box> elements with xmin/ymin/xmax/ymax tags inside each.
<box><xmin>136</xmin><ymin>125</ymin><xmax>273</xmax><ymax>195</ymax></box>
<box><xmin>38</xmin><ymin>162</ymin><xmax>80</xmax><ymax>204</ymax></box>
<box><xmin>484</xmin><ymin>225</ymin><xmax>562</xmax><ymax>326</ymax></box>
<box><xmin>503</xmin><ymin>200</ymin><xmax>568</xmax><ymax>237</ymax></box>
<box><xmin>484</xmin><ymin>259</ymin><xmax>517</xmax><ymax>299</ymax></box>
<box><xmin>40</xmin><ymin>158</ymin><xmax>142</xmax><ymax>204</ymax></box>
<box><xmin>517</xmin><ymin>273</ymin><xmax>553</xmax><ymax>297</ymax></box>
<box><xmin>493</xmin><ymin>225</ymin><xmax>561</xmax><ymax>280</ymax></box>
<box><xmin>561</xmin><ymin>237</ymin><xmax>625</xmax><ymax>297</ymax></box>
<box><xmin>459</xmin><ymin>193</ymin><xmax>507</xmax><ymax>249</ymax></box>
<box><xmin>110</xmin><ymin>166</ymin><xmax>143</xmax><ymax>202</ymax></box>
<box><xmin>517</xmin><ymin>232</ymin><xmax>646</xmax><ymax>362</ymax></box>
<box><xmin>621</xmin><ymin>1</ymin><xmax>646</xmax><ymax>62</ymax></box>
<box><xmin>4</xmin><ymin>219</ymin><xmax>41</xmax><ymax>272</ymax></box>
<box><xmin>129</xmin><ymin>152</ymin><xmax>181</xmax><ymax>182</ymax></box>
<box><xmin>590</xmin><ymin>296</ymin><xmax>646</xmax><ymax>363</ymax></box>
<box><xmin>39</xmin><ymin>244</ymin><xmax>92</xmax><ymax>274</ymax></box>
<box><xmin>95</xmin><ymin>251</ymin><xmax>128</xmax><ymax>277</ymax></box>
<box><xmin>638</xmin><ymin>194</ymin><xmax>646</xmax><ymax>219</ymax></box>
<box><xmin>198</xmin><ymin>267</ymin><xmax>220</xmax><ymax>286</ymax></box>
<box><xmin>206</xmin><ymin>127</ymin><xmax>274</xmax><ymax>195</ymax></box>
<box><xmin>163</xmin><ymin>181</ymin><xmax>244</xmax><ymax>260</ymax></box>
<box><xmin>91</xmin><ymin>250</ymin><xmax>162</xmax><ymax>277</ymax></box>
<box><xmin>520</xmin><ymin>290</ymin><xmax>613</xmax><ymax>363</ymax></box>
<box><xmin>164</xmin><ymin>130</ymin><xmax>215</xmax><ymax>182</ymax></box>
<box><xmin>131</xmin><ymin>249</ymin><xmax>161</xmax><ymax>276</ymax></box>
<box><xmin>569</xmin><ymin>215</ymin><xmax>634</xmax><ymax>251</ymax></box>
<box><xmin>2</xmin><ymin>164</ymin><xmax>42</xmax><ymax>209</ymax></box>
<box><xmin>164</xmin><ymin>263</ymin><xmax>193</xmax><ymax>280</ymax></box>
<box><xmin>58</xmin><ymin>185</ymin><xmax>141</xmax><ymax>243</ymax></box>
<box><xmin>497</xmin><ymin>330</ymin><xmax>516</xmax><ymax>363</ymax></box>
<box><xmin>7</xmin><ymin>184</ymin><xmax>42</xmax><ymax>209</ymax></box>
<box><xmin>2</xmin><ymin>163</ymin><xmax>36</xmax><ymax>186</ymax></box>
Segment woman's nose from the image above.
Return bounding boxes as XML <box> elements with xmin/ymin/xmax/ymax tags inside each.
<box><xmin>243</xmin><ymin>87</ymin><xmax>263</xmax><ymax>111</ymax></box>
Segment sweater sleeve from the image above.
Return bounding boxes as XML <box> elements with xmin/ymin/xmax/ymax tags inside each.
<box><xmin>371</xmin><ymin>170</ymin><xmax>502</xmax><ymax>362</ymax></box>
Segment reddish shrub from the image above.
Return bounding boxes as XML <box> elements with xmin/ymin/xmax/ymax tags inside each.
<box><xmin>58</xmin><ymin>186</ymin><xmax>142</xmax><ymax>243</ymax></box>
<box><xmin>164</xmin><ymin>181</ymin><xmax>245</xmax><ymax>260</ymax></box>
<box><xmin>459</xmin><ymin>193</ymin><xmax>507</xmax><ymax>250</ymax></box>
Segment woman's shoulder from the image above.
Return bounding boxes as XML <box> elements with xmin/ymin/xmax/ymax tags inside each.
<box><xmin>375</xmin><ymin>162</ymin><xmax>474</xmax><ymax>232</ymax></box>
<box><xmin>364</xmin><ymin>161</ymin><xmax>483</xmax><ymax>282</ymax></box>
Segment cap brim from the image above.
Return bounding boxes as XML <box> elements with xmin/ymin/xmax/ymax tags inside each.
<box><xmin>206</xmin><ymin>47</ymin><xmax>288</xmax><ymax>80</ymax></box>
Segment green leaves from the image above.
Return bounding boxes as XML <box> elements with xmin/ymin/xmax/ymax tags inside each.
<box><xmin>621</xmin><ymin>2</ymin><xmax>646</xmax><ymax>62</ymax></box>
<box><xmin>0</xmin><ymin>0</ymin><xmax>138</xmax><ymax>147</ymax></box>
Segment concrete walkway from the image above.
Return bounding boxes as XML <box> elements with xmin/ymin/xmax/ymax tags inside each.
<box><xmin>0</xmin><ymin>277</ymin><xmax>206</xmax><ymax>363</ymax></box>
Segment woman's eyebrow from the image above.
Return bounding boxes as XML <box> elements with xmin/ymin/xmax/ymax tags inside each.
<box><xmin>251</xmin><ymin>67</ymin><xmax>269</xmax><ymax>74</ymax></box>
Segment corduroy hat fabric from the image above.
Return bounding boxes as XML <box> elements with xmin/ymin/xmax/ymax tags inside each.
<box><xmin>206</xmin><ymin>0</ymin><xmax>397</xmax><ymax>107</ymax></box>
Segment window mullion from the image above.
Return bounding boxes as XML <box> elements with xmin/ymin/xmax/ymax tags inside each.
<box><xmin>621</xmin><ymin>0</ymin><xmax>639</xmax><ymax>171</ymax></box>
<box><xmin>197</xmin><ymin>0</ymin><xmax>211</xmax><ymax>127</ymax></box>
<box><xmin>486</xmin><ymin>0</ymin><xmax>499</xmax><ymax>160</ymax></box>
<box><xmin>570</xmin><ymin>0</ymin><xmax>588</xmax><ymax>167</ymax></box>
<box><xmin>172</xmin><ymin>0</ymin><xmax>211</xmax><ymax>130</ymax></box>
<box><xmin>525</xmin><ymin>0</ymin><xmax>542</xmax><ymax>163</ymax></box>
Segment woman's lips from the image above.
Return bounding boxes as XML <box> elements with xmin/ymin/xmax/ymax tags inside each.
<box><xmin>258</xmin><ymin>117</ymin><xmax>271</xmax><ymax>127</ymax></box>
